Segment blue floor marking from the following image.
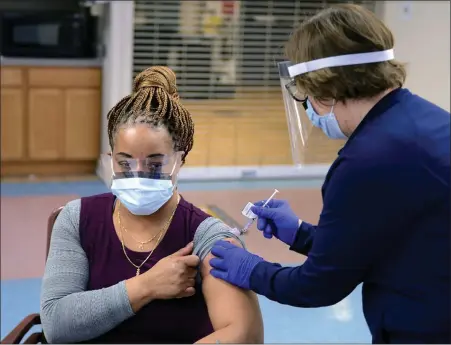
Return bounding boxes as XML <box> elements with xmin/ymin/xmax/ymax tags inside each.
<box><xmin>1</xmin><ymin>278</ymin><xmax>371</xmax><ymax>343</ymax></box>
<box><xmin>1</xmin><ymin>177</ymin><xmax>372</xmax><ymax>343</ymax></box>
<box><xmin>1</xmin><ymin>278</ymin><xmax>42</xmax><ymax>341</ymax></box>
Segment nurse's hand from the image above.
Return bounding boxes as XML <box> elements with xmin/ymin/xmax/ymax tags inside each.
<box><xmin>250</xmin><ymin>199</ymin><xmax>300</xmax><ymax>246</ymax></box>
<box><xmin>209</xmin><ymin>240</ymin><xmax>264</xmax><ymax>289</ymax></box>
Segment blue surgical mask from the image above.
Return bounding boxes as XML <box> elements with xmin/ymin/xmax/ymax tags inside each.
<box><xmin>305</xmin><ymin>99</ymin><xmax>347</xmax><ymax>140</ymax></box>
<box><xmin>111</xmin><ymin>177</ymin><xmax>175</xmax><ymax>216</ymax></box>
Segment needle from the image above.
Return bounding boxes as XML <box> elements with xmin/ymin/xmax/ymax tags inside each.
<box><xmin>241</xmin><ymin>189</ymin><xmax>279</xmax><ymax>234</ymax></box>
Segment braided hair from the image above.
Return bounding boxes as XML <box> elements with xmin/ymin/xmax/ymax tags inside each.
<box><xmin>107</xmin><ymin>66</ymin><xmax>194</xmax><ymax>163</ymax></box>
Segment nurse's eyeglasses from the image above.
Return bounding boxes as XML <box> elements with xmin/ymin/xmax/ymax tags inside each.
<box><xmin>285</xmin><ymin>80</ymin><xmax>307</xmax><ymax>103</ymax></box>
<box><xmin>285</xmin><ymin>80</ymin><xmax>308</xmax><ymax>110</ymax></box>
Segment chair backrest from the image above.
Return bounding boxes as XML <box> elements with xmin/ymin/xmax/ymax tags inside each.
<box><xmin>45</xmin><ymin>207</ymin><xmax>64</xmax><ymax>260</ymax></box>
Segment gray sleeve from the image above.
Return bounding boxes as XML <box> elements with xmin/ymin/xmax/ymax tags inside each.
<box><xmin>40</xmin><ymin>199</ymin><xmax>134</xmax><ymax>344</ymax></box>
<box><xmin>193</xmin><ymin>217</ymin><xmax>246</xmax><ymax>262</ymax></box>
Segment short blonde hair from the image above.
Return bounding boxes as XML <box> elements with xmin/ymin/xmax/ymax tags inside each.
<box><xmin>285</xmin><ymin>4</ymin><xmax>406</xmax><ymax>102</ymax></box>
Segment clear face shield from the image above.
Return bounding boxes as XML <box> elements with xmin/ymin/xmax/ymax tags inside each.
<box><xmin>278</xmin><ymin>61</ymin><xmax>312</xmax><ymax>166</ymax></box>
<box><xmin>97</xmin><ymin>151</ymin><xmax>184</xmax><ymax>187</ymax></box>
<box><xmin>278</xmin><ymin>49</ymin><xmax>395</xmax><ymax>167</ymax></box>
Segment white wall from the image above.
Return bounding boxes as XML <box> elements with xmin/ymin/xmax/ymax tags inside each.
<box><xmin>100</xmin><ymin>1</ymin><xmax>134</xmax><ymax>153</ymax></box>
<box><xmin>377</xmin><ymin>1</ymin><xmax>450</xmax><ymax>111</ymax></box>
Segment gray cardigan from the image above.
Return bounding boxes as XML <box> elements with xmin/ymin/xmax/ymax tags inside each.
<box><xmin>40</xmin><ymin>199</ymin><xmax>244</xmax><ymax>343</ymax></box>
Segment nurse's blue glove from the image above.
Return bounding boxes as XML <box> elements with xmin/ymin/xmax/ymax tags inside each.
<box><xmin>209</xmin><ymin>240</ymin><xmax>264</xmax><ymax>289</ymax></box>
<box><xmin>251</xmin><ymin>199</ymin><xmax>300</xmax><ymax>245</ymax></box>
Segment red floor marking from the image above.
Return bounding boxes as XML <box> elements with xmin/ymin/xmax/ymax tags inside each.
<box><xmin>1</xmin><ymin>195</ymin><xmax>78</xmax><ymax>280</ymax></box>
<box><xmin>2</xmin><ymin>189</ymin><xmax>322</xmax><ymax>280</ymax></box>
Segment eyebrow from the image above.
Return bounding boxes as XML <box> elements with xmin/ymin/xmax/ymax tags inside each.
<box><xmin>115</xmin><ymin>152</ymin><xmax>165</xmax><ymax>159</ymax></box>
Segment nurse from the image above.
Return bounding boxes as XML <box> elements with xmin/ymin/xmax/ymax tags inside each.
<box><xmin>209</xmin><ymin>4</ymin><xmax>450</xmax><ymax>344</ymax></box>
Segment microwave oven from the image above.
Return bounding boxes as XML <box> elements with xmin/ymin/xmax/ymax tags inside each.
<box><xmin>0</xmin><ymin>8</ymin><xmax>98</xmax><ymax>58</ymax></box>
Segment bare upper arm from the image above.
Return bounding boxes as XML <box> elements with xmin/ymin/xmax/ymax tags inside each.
<box><xmin>200</xmin><ymin>238</ymin><xmax>264</xmax><ymax>343</ymax></box>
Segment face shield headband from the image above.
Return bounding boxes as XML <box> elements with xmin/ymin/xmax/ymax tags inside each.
<box><xmin>278</xmin><ymin>49</ymin><xmax>395</xmax><ymax>167</ymax></box>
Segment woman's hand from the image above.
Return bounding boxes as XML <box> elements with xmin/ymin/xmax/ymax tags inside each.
<box><xmin>146</xmin><ymin>242</ymin><xmax>200</xmax><ymax>299</ymax></box>
<box><xmin>126</xmin><ymin>242</ymin><xmax>200</xmax><ymax>312</ymax></box>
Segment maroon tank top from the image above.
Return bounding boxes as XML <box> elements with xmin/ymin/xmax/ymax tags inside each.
<box><xmin>79</xmin><ymin>193</ymin><xmax>214</xmax><ymax>344</ymax></box>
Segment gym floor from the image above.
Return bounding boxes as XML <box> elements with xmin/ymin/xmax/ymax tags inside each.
<box><xmin>1</xmin><ymin>178</ymin><xmax>371</xmax><ymax>343</ymax></box>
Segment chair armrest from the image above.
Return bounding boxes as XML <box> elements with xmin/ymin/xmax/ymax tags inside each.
<box><xmin>23</xmin><ymin>333</ymin><xmax>43</xmax><ymax>344</ymax></box>
<box><xmin>1</xmin><ymin>314</ymin><xmax>41</xmax><ymax>344</ymax></box>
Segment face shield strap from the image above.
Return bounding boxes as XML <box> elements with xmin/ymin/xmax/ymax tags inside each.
<box><xmin>169</xmin><ymin>160</ymin><xmax>177</xmax><ymax>176</ymax></box>
<box><xmin>110</xmin><ymin>157</ymin><xmax>115</xmax><ymax>178</ymax></box>
<box><xmin>287</xmin><ymin>49</ymin><xmax>395</xmax><ymax>78</ymax></box>
<box><xmin>329</xmin><ymin>99</ymin><xmax>336</xmax><ymax>113</ymax></box>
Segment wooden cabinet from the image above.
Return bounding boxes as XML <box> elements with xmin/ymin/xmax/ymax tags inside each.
<box><xmin>1</xmin><ymin>88</ymin><xmax>25</xmax><ymax>160</ymax></box>
<box><xmin>28</xmin><ymin>88</ymin><xmax>65</xmax><ymax>160</ymax></box>
<box><xmin>1</xmin><ymin>68</ymin><xmax>26</xmax><ymax>161</ymax></box>
<box><xmin>1</xmin><ymin>66</ymin><xmax>101</xmax><ymax>176</ymax></box>
<box><xmin>64</xmin><ymin>89</ymin><xmax>101</xmax><ymax>160</ymax></box>
<box><xmin>185</xmin><ymin>93</ymin><xmax>342</xmax><ymax>167</ymax></box>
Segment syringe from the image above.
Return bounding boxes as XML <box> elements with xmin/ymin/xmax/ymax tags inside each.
<box><xmin>241</xmin><ymin>189</ymin><xmax>279</xmax><ymax>234</ymax></box>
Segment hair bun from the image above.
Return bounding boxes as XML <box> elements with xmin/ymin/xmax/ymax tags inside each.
<box><xmin>132</xmin><ymin>66</ymin><xmax>179</xmax><ymax>98</ymax></box>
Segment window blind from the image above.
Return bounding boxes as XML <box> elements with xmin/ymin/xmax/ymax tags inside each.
<box><xmin>133</xmin><ymin>0</ymin><xmax>375</xmax><ymax>98</ymax></box>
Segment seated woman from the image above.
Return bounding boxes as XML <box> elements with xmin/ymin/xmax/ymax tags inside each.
<box><xmin>40</xmin><ymin>66</ymin><xmax>264</xmax><ymax>344</ymax></box>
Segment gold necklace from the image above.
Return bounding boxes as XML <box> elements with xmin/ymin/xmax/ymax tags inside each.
<box><xmin>116</xmin><ymin>197</ymin><xmax>179</xmax><ymax>276</ymax></box>
<box><xmin>117</xmin><ymin>195</ymin><xmax>181</xmax><ymax>250</ymax></box>
<box><xmin>118</xmin><ymin>219</ymin><xmax>164</xmax><ymax>276</ymax></box>
<box><xmin>122</xmin><ymin>223</ymin><xmax>162</xmax><ymax>250</ymax></box>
